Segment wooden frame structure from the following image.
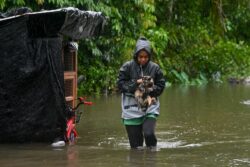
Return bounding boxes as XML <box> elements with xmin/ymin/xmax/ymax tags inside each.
<box><xmin>63</xmin><ymin>44</ymin><xmax>78</xmax><ymax>108</ymax></box>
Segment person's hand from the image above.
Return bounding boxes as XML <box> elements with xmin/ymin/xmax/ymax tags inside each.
<box><xmin>137</xmin><ymin>78</ymin><xmax>143</xmax><ymax>84</ymax></box>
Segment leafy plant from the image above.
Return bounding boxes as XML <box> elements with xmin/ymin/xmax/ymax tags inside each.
<box><xmin>1</xmin><ymin>0</ymin><xmax>250</xmax><ymax>93</ymax></box>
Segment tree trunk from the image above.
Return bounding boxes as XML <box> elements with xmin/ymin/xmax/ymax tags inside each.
<box><xmin>211</xmin><ymin>0</ymin><xmax>226</xmax><ymax>36</ymax></box>
<box><xmin>167</xmin><ymin>0</ymin><xmax>175</xmax><ymax>23</ymax></box>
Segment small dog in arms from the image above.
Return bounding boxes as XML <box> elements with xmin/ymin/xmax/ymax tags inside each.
<box><xmin>135</xmin><ymin>76</ymin><xmax>156</xmax><ymax>111</ymax></box>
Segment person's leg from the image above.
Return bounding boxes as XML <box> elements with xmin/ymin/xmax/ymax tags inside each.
<box><xmin>125</xmin><ymin>125</ymin><xmax>143</xmax><ymax>148</ymax></box>
<box><xmin>142</xmin><ymin>118</ymin><xmax>157</xmax><ymax>147</ymax></box>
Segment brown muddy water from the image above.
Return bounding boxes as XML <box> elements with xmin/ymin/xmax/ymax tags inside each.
<box><xmin>1</xmin><ymin>83</ymin><xmax>250</xmax><ymax>167</ymax></box>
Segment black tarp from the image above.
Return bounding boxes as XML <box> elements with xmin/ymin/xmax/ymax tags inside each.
<box><xmin>0</xmin><ymin>7</ymin><xmax>105</xmax><ymax>142</ymax></box>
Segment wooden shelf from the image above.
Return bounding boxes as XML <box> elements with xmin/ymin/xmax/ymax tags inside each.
<box><xmin>63</xmin><ymin>46</ymin><xmax>78</xmax><ymax>108</ymax></box>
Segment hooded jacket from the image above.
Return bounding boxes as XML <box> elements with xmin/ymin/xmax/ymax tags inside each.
<box><xmin>117</xmin><ymin>37</ymin><xmax>166</xmax><ymax>119</ymax></box>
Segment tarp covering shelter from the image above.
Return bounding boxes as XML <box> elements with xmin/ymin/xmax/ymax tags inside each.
<box><xmin>0</xmin><ymin>7</ymin><xmax>105</xmax><ymax>142</ymax></box>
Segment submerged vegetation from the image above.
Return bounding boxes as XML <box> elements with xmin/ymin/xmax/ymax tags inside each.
<box><xmin>1</xmin><ymin>0</ymin><xmax>250</xmax><ymax>94</ymax></box>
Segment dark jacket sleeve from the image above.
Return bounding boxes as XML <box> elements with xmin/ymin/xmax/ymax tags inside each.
<box><xmin>117</xmin><ymin>62</ymin><xmax>137</xmax><ymax>93</ymax></box>
<box><xmin>150</xmin><ymin>67</ymin><xmax>166</xmax><ymax>97</ymax></box>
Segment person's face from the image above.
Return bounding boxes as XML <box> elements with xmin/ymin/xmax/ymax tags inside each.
<box><xmin>137</xmin><ymin>50</ymin><xmax>149</xmax><ymax>66</ymax></box>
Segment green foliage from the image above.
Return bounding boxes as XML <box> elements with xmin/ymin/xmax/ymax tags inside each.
<box><xmin>226</xmin><ymin>5</ymin><xmax>250</xmax><ymax>43</ymax></box>
<box><xmin>155</xmin><ymin>0</ymin><xmax>250</xmax><ymax>85</ymax></box>
<box><xmin>78</xmin><ymin>61</ymin><xmax>116</xmax><ymax>95</ymax></box>
<box><xmin>76</xmin><ymin>0</ymin><xmax>168</xmax><ymax>94</ymax></box>
<box><xmin>1</xmin><ymin>0</ymin><xmax>250</xmax><ymax>93</ymax></box>
<box><xmin>171</xmin><ymin>70</ymin><xmax>208</xmax><ymax>85</ymax></box>
<box><xmin>168</xmin><ymin>40</ymin><xmax>250</xmax><ymax>83</ymax></box>
<box><xmin>0</xmin><ymin>0</ymin><xmax>25</xmax><ymax>9</ymax></box>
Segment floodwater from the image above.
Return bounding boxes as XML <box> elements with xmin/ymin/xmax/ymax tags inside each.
<box><xmin>1</xmin><ymin>83</ymin><xmax>250</xmax><ymax>167</ymax></box>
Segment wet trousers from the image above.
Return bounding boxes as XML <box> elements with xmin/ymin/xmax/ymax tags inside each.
<box><xmin>125</xmin><ymin>118</ymin><xmax>157</xmax><ymax>148</ymax></box>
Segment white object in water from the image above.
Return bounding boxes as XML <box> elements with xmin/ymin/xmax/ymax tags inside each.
<box><xmin>240</xmin><ymin>100</ymin><xmax>250</xmax><ymax>105</ymax></box>
<box><xmin>51</xmin><ymin>140</ymin><xmax>66</xmax><ymax>147</ymax></box>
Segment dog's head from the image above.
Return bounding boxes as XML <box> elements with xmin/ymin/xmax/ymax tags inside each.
<box><xmin>142</xmin><ymin>76</ymin><xmax>153</xmax><ymax>87</ymax></box>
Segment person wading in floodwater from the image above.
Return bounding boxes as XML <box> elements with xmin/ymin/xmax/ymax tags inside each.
<box><xmin>117</xmin><ymin>37</ymin><xmax>166</xmax><ymax>149</ymax></box>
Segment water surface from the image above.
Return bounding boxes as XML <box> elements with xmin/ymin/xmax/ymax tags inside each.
<box><xmin>1</xmin><ymin>83</ymin><xmax>250</xmax><ymax>166</ymax></box>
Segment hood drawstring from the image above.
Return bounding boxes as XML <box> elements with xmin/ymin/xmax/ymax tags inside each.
<box><xmin>140</xmin><ymin>65</ymin><xmax>144</xmax><ymax>78</ymax></box>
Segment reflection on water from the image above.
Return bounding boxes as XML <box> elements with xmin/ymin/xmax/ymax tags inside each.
<box><xmin>66</xmin><ymin>146</ymin><xmax>79</xmax><ymax>167</ymax></box>
<box><xmin>1</xmin><ymin>83</ymin><xmax>250</xmax><ymax>166</ymax></box>
<box><xmin>126</xmin><ymin>149</ymin><xmax>158</xmax><ymax>167</ymax></box>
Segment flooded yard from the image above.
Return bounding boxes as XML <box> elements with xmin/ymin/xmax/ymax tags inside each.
<box><xmin>1</xmin><ymin>83</ymin><xmax>250</xmax><ymax>166</ymax></box>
